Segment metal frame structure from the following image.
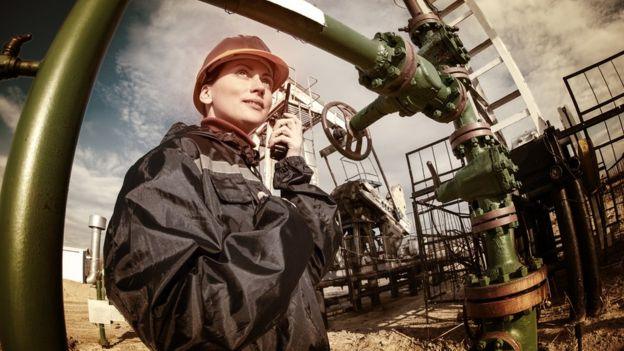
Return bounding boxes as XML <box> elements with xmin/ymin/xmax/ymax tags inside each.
<box><xmin>406</xmin><ymin>136</ymin><xmax>485</xmax><ymax>335</ymax></box>
<box><xmin>560</xmin><ymin>49</ymin><xmax>624</xmax><ymax>259</ymax></box>
<box><xmin>506</xmin><ymin>51</ymin><xmax>624</xmax><ymax>327</ymax></box>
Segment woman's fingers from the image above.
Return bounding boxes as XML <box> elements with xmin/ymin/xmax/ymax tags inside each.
<box><xmin>270</xmin><ymin>114</ymin><xmax>303</xmax><ymax>157</ymax></box>
<box><xmin>274</xmin><ymin>117</ymin><xmax>298</xmax><ymax>131</ymax></box>
<box><xmin>270</xmin><ymin>134</ymin><xmax>291</xmax><ymax>146</ymax></box>
<box><xmin>273</xmin><ymin>125</ymin><xmax>292</xmax><ymax>137</ymax></box>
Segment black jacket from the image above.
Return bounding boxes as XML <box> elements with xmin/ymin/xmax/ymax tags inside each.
<box><xmin>104</xmin><ymin>123</ymin><xmax>342</xmax><ymax>350</ymax></box>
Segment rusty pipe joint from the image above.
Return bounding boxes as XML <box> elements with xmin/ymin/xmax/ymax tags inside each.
<box><xmin>85</xmin><ymin>214</ymin><xmax>107</xmax><ymax>285</ymax></box>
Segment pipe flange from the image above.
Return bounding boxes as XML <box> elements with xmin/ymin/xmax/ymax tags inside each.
<box><xmin>471</xmin><ymin>205</ymin><xmax>515</xmax><ymax>226</ymax></box>
<box><xmin>432</xmin><ymin>82</ymin><xmax>468</xmax><ymax>123</ymax></box>
<box><xmin>380</xmin><ymin>42</ymin><xmax>417</xmax><ymax>96</ymax></box>
<box><xmin>449</xmin><ymin>121</ymin><xmax>493</xmax><ymax>150</ymax></box>
<box><xmin>465</xmin><ymin>265</ymin><xmax>547</xmax><ymax>300</ymax></box>
<box><xmin>407</xmin><ymin>12</ymin><xmax>441</xmax><ymax>33</ymax></box>
<box><xmin>471</xmin><ymin>205</ymin><xmax>517</xmax><ymax>233</ymax></box>
<box><xmin>464</xmin><ymin>282</ymin><xmax>549</xmax><ymax>318</ymax></box>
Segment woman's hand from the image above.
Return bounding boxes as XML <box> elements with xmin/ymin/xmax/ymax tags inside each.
<box><xmin>269</xmin><ymin>113</ymin><xmax>303</xmax><ymax>158</ymax></box>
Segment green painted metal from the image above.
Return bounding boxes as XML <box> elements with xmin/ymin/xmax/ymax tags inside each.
<box><xmin>96</xmin><ymin>279</ymin><xmax>110</xmax><ymax>347</ymax></box>
<box><xmin>435</xmin><ymin>145</ymin><xmax>519</xmax><ymax>203</ymax></box>
<box><xmin>407</xmin><ymin>13</ymin><xmax>540</xmax><ymax>351</ymax></box>
<box><xmin>0</xmin><ymin>0</ymin><xmax>129</xmax><ymax>349</ymax></box>
<box><xmin>448</xmin><ymin>94</ymin><xmax>537</xmax><ymax>351</ymax></box>
<box><xmin>408</xmin><ymin>20</ymin><xmax>470</xmax><ymax>66</ymax></box>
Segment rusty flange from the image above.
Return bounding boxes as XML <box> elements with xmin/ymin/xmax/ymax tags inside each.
<box><xmin>464</xmin><ymin>282</ymin><xmax>549</xmax><ymax>319</ymax></box>
<box><xmin>407</xmin><ymin>12</ymin><xmax>441</xmax><ymax>32</ymax></box>
<box><xmin>471</xmin><ymin>205</ymin><xmax>518</xmax><ymax>233</ymax></box>
<box><xmin>382</xmin><ymin>42</ymin><xmax>417</xmax><ymax>95</ymax></box>
<box><xmin>449</xmin><ymin>121</ymin><xmax>493</xmax><ymax>150</ymax></box>
<box><xmin>465</xmin><ymin>265</ymin><xmax>548</xmax><ymax>300</ymax></box>
<box><xmin>443</xmin><ymin>82</ymin><xmax>468</xmax><ymax>123</ymax></box>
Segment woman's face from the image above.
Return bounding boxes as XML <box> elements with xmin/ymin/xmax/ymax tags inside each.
<box><xmin>202</xmin><ymin>58</ymin><xmax>274</xmax><ymax>133</ymax></box>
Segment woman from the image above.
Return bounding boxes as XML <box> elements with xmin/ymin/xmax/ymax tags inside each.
<box><xmin>104</xmin><ymin>35</ymin><xmax>342</xmax><ymax>351</ymax></box>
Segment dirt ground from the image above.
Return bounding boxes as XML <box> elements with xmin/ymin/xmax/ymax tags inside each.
<box><xmin>64</xmin><ymin>261</ymin><xmax>624</xmax><ymax>351</ymax></box>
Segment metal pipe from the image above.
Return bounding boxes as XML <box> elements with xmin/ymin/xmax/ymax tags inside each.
<box><xmin>96</xmin><ymin>279</ymin><xmax>110</xmax><ymax>347</ymax></box>
<box><xmin>402</xmin><ymin>0</ymin><xmax>435</xmax><ymax>18</ymax></box>
<box><xmin>403</xmin><ymin>0</ymin><xmax>424</xmax><ymax>18</ymax></box>
<box><xmin>0</xmin><ymin>34</ymin><xmax>40</xmax><ymax>79</ymax></box>
<box><xmin>349</xmin><ymin>95</ymin><xmax>400</xmax><ymax>131</ymax></box>
<box><xmin>552</xmin><ymin>187</ymin><xmax>586</xmax><ymax>321</ymax></box>
<box><xmin>322</xmin><ymin>155</ymin><xmax>338</xmax><ymax>188</ymax></box>
<box><xmin>85</xmin><ymin>215</ymin><xmax>107</xmax><ymax>284</ymax></box>
<box><xmin>0</xmin><ymin>0</ymin><xmax>129</xmax><ymax>349</ymax></box>
<box><xmin>567</xmin><ymin>179</ymin><xmax>603</xmax><ymax>317</ymax></box>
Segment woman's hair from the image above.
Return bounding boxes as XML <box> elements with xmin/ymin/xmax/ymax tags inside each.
<box><xmin>202</xmin><ymin>65</ymin><xmax>222</xmax><ymax>87</ymax></box>
<box><xmin>199</xmin><ymin>65</ymin><xmax>224</xmax><ymax>115</ymax></box>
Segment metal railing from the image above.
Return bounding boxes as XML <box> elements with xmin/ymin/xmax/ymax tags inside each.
<box><xmin>561</xmin><ymin>50</ymin><xmax>624</xmax><ymax>258</ymax></box>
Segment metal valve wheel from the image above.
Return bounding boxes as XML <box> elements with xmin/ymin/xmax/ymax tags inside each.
<box><xmin>321</xmin><ymin>101</ymin><xmax>372</xmax><ymax>161</ymax></box>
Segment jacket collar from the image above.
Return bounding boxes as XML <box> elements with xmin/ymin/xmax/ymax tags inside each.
<box><xmin>199</xmin><ymin>117</ymin><xmax>259</xmax><ymax>167</ymax></box>
<box><xmin>201</xmin><ymin>117</ymin><xmax>256</xmax><ymax>147</ymax></box>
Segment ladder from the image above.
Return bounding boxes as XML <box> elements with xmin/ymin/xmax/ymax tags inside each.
<box><xmin>431</xmin><ymin>0</ymin><xmax>546</xmax><ymax>140</ymax></box>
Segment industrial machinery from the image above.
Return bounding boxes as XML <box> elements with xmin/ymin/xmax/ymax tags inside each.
<box><xmin>317</xmin><ymin>130</ymin><xmax>419</xmax><ymax>314</ymax></box>
<box><xmin>0</xmin><ymin>0</ymin><xmax>558</xmax><ymax>349</ymax></box>
<box><xmin>511</xmin><ymin>50</ymin><xmax>624</xmax><ymax>322</ymax></box>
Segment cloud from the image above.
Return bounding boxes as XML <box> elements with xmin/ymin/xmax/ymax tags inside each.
<box><xmin>478</xmin><ymin>0</ymin><xmax>624</xmax><ymax>125</ymax></box>
<box><xmin>63</xmin><ymin>149</ymin><xmax>126</xmax><ymax>247</ymax></box>
<box><xmin>0</xmin><ymin>87</ymin><xmax>25</xmax><ymax>131</ymax></box>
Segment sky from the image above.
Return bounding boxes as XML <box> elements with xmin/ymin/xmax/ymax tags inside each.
<box><xmin>1</xmin><ymin>0</ymin><xmax>623</xmax><ymax>248</ymax></box>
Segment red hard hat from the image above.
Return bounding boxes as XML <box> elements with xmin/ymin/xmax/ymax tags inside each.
<box><xmin>193</xmin><ymin>35</ymin><xmax>289</xmax><ymax>115</ymax></box>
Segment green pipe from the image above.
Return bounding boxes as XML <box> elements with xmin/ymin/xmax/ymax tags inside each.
<box><xmin>350</xmin><ymin>95</ymin><xmax>399</xmax><ymax>131</ymax></box>
<box><xmin>96</xmin><ymin>279</ymin><xmax>110</xmax><ymax>347</ymax></box>
<box><xmin>199</xmin><ymin>0</ymin><xmax>381</xmax><ymax>72</ymax></box>
<box><xmin>0</xmin><ymin>0</ymin><xmax>129</xmax><ymax>349</ymax></box>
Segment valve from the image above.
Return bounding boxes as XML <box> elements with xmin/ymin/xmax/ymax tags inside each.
<box><xmin>321</xmin><ymin>101</ymin><xmax>372</xmax><ymax>161</ymax></box>
<box><xmin>0</xmin><ymin>34</ymin><xmax>40</xmax><ymax>80</ymax></box>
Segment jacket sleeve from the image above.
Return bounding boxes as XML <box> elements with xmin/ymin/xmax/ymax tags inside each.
<box><xmin>103</xmin><ymin>144</ymin><xmax>314</xmax><ymax>351</ymax></box>
<box><xmin>273</xmin><ymin>156</ymin><xmax>343</xmax><ymax>286</ymax></box>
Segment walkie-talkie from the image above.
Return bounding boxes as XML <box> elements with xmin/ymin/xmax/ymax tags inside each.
<box><xmin>270</xmin><ymin>83</ymin><xmax>292</xmax><ymax>161</ymax></box>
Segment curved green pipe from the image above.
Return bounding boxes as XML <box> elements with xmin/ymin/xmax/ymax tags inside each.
<box><xmin>0</xmin><ymin>0</ymin><xmax>129</xmax><ymax>349</ymax></box>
